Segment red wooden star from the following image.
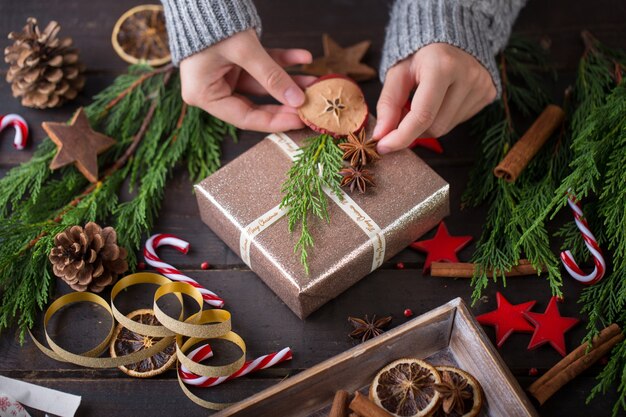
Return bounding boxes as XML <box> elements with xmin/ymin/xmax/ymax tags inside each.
<box><xmin>476</xmin><ymin>292</ymin><xmax>537</xmax><ymax>348</ymax></box>
<box><xmin>409</xmin><ymin>222</ymin><xmax>472</xmax><ymax>273</ymax></box>
<box><xmin>409</xmin><ymin>137</ymin><xmax>444</xmax><ymax>154</ymax></box>
<box><xmin>523</xmin><ymin>297</ymin><xmax>580</xmax><ymax>356</ymax></box>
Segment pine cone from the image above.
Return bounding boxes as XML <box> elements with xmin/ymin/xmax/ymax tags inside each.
<box><xmin>4</xmin><ymin>17</ymin><xmax>85</xmax><ymax>109</ymax></box>
<box><xmin>49</xmin><ymin>222</ymin><xmax>128</xmax><ymax>292</ymax></box>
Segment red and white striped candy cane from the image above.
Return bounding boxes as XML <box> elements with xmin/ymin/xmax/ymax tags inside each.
<box><xmin>0</xmin><ymin>114</ymin><xmax>28</xmax><ymax>150</ymax></box>
<box><xmin>179</xmin><ymin>347</ymin><xmax>292</xmax><ymax>387</ymax></box>
<box><xmin>560</xmin><ymin>193</ymin><xmax>606</xmax><ymax>285</ymax></box>
<box><xmin>144</xmin><ymin>234</ymin><xmax>224</xmax><ymax>308</ymax></box>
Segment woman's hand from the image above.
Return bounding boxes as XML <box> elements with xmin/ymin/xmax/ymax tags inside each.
<box><xmin>180</xmin><ymin>29</ymin><xmax>316</xmax><ymax>132</ymax></box>
<box><xmin>373</xmin><ymin>43</ymin><xmax>497</xmax><ymax>154</ymax></box>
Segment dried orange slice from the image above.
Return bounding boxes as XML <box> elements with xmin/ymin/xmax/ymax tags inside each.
<box><xmin>298</xmin><ymin>75</ymin><xmax>368</xmax><ymax>138</ymax></box>
<box><xmin>109</xmin><ymin>309</ymin><xmax>176</xmax><ymax>378</ymax></box>
<box><xmin>432</xmin><ymin>366</ymin><xmax>483</xmax><ymax>417</ymax></box>
<box><xmin>370</xmin><ymin>358</ymin><xmax>441</xmax><ymax>417</ymax></box>
<box><xmin>112</xmin><ymin>5</ymin><xmax>171</xmax><ymax>66</ymax></box>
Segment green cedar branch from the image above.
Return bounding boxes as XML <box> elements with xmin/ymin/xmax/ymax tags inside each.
<box><xmin>463</xmin><ymin>36</ymin><xmax>563</xmax><ymax>303</ymax></box>
<box><xmin>280</xmin><ymin>134</ymin><xmax>344</xmax><ymax>273</ymax></box>
<box><xmin>513</xmin><ymin>32</ymin><xmax>626</xmax><ymax>416</ymax></box>
<box><xmin>0</xmin><ymin>65</ymin><xmax>235</xmax><ymax>340</ymax></box>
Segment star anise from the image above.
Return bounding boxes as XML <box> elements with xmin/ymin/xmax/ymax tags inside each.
<box><xmin>434</xmin><ymin>371</ymin><xmax>472</xmax><ymax>415</ymax></box>
<box><xmin>339</xmin><ymin>166</ymin><xmax>375</xmax><ymax>194</ymax></box>
<box><xmin>348</xmin><ymin>314</ymin><xmax>392</xmax><ymax>342</ymax></box>
<box><xmin>338</xmin><ymin>129</ymin><xmax>380</xmax><ymax>167</ymax></box>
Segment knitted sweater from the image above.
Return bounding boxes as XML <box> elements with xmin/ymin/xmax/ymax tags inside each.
<box><xmin>161</xmin><ymin>0</ymin><xmax>526</xmax><ymax>93</ymax></box>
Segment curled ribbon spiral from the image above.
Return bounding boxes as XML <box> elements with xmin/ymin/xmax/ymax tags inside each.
<box><xmin>31</xmin><ymin>273</ymin><xmax>292</xmax><ymax>410</ymax></box>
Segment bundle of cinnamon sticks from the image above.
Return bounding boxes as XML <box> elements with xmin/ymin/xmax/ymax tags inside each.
<box><xmin>329</xmin><ymin>390</ymin><xmax>392</xmax><ymax>417</ymax></box>
<box><xmin>528</xmin><ymin>323</ymin><xmax>624</xmax><ymax>405</ymax></box>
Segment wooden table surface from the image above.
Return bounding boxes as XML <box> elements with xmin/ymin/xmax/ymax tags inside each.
<box><xmin>1</xmin><ymin>1</ymin><xmax>625</xmax><ymax>416</ymax></box>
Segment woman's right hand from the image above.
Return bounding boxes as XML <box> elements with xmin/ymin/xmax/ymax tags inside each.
<box><xmin>180</xmin><ymin>29</ymin><xmax>316</xmax><ymax>132</ymax></box>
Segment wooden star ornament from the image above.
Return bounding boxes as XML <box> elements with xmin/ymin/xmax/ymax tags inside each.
<box><xmin>301</xmin><ymin>34</ymin><xmax>377</xmax><ymax>82</ymax></box>
<box><xmin>42</xmin><ymin>107</ymin><xmax>116</xmax><ymax>183</ymax></box>
<box><xmin>523</xmin><ymin>297</ymin><xmax>580</xmax><ymax>356</ymax></box>
<box><xmin>476</xmin><ymin>292</ymin><xmax>537</xmax><ymax>348</ymax></box>
<box><xmin>410</xmin><ymin>222</ymin><xmax>473</xmax><ymax>273</ymax></box>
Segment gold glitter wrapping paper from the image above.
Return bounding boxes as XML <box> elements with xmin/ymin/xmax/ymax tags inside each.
<box><xmin>194</xmin><ymin>116</ymin><xmax>449</xmax><ymax>318</ymax></box>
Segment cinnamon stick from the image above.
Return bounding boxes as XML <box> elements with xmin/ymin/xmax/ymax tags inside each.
<box><xmin>329</xmin><ymin>390</ymin><xmax>350</xmax><ymax>417</ymax></box>
<box><xmin>349</xmin><ymin>392</ymin><xmax>393</xmax><ymax>417</ymax></box>
<box><xmin>430</xmin><ymin>260</ymin><xmax>543</xmax><ymax>278</ymax></box>
<box><xmin>528</xmin><ymin>323</ymin><xmax>624</xmax><ymax>405</ymax></box>
<box><xmin>494</xmin><ymin>104</ymin><xmax>565</xmax><ymax>182</ymax></box>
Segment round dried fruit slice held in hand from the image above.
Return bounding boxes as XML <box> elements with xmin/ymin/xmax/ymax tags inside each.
<box><xmin>109</xmin><ymin>309</ymin><xmax>176</xmax><ymax>378</ymax></box>
<box><xmin>432</xmin><ymin>366</ymin><xmax>483</xmax><ymax>417</ymax></box>
<box><xmin>298</xmin><ymin>75</ymin><xmax>368</xmax><ymax>138</ymax></box>
<box><xmin>112</xmin><ymin>5</ymin><xmax>171</xmax><ymax>66</ymax></box>
<box><xmin>370</xmin><ymin>358</ymin><xmax>442</xmax><ymax>417</ymax></box>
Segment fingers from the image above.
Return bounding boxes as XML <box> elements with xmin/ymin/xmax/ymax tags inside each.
<box><xmin>230</xmin><ymin>40</ymin><xmax>308</xmax><ymax>107</ymax></box>
<box><xmin>202</xmin><ymin>94</ymin><xmax>305</xmax><ymax>132</ymax></box>
<box><xmin>267</xmin><ymin>48</ymin><xmax>313</xmax><ymax>67</ymax></box>
<box><xmin>373</xmin><ymin>61</ymin><xmax>413</xmax><ymax>140</ymax></box>
<box><xmin>421</xmin><ymin>83</ymin><xmax>469</xmax><ymax>138</ymax></box>
<box><xmin>235</xmin><ymin>48</ymin><xmax>315</xmax><ymax>96</ymax></box>
<box><xmin>238</xmin><ymin>74</ymin><xmax>316</xmax><ymax>96</ymax></box>
<box><xmin>376</xmin><ymin>68</ymin><xmax>450</xmax><ymax>154</ymax></box>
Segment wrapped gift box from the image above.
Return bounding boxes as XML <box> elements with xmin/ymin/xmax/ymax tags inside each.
<box><xmin>195</xmin><ymin>117</ymin><xmax>449</xmax><ymax>318</ymax></box>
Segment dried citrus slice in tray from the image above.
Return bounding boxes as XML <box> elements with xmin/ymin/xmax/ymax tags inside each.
<box><xmin>297</xmin><ymin>74</ymin><xmax>368</xmax><ymax>138</ymax></box>
<box><xmin>112</xmin><ymin>5</ymin><xmax>171</xmax><ymax>66</ymax></box>
<box><xmin>109</xmin><ymin>308</ymin><xmax>176</xmax><ymax>378</ymax></box>
<box><xmin>370</xmin><ymin>358</ymin><xmax>442</xmax><ymax>417</ymax></box>
<box><xmin>432</xmin><ymin>366</ymin><xmax>484</xmax><ymax>417</ymax></box>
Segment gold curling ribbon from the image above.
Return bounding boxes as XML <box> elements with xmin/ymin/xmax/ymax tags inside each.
<box><xmin>30</xmin><ymin>272</ymin><xmax>247</xmax><ymax>410</ymax></box>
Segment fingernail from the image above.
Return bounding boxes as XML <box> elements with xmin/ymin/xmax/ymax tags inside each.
<box><xmin>372</xmin><ymin>123</ymin><xmax>383</xmax><ymax>139</ymax></box>
<box><xmin>284</xmin><ymin>86</ymin><xmax>305</xmax><ymax>107</ymax></box>
<box><xmin>377</xmin><ymin>143</ymin><xmax>392</xmax><ymax>155</ymax></box>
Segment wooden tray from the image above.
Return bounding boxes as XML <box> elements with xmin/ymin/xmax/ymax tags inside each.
<box><xmin>214</xmin><ymin>298</ymin><xmax>538</xmax><ymax>417</ymax></box>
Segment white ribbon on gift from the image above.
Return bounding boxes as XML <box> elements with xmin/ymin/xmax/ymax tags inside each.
<box><xmin>238</xmin><ymin>132</ymin><xmax>386</xmax><ymax>272</ymax></box>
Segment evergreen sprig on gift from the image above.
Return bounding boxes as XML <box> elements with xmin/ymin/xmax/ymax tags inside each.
<box><xmin>0</xmin><ymin>64</ymin><xmax>235</xmax><ymax>340</ymax></box>
<box><xmin>519</xmin><ymin>32</ymin><xmax>626</xmax><ymax>416</ymax></box>
<box><xmin>280</xmin><ymin>134</ymin><xmax>344</xmax><ymax>273</ymax></box>
<box><xmin>463</xmin><ymin>36</ymin><xmax>564</xmax><ymax>302</ymax></box>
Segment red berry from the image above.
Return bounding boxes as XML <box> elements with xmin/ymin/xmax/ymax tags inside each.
<box><xmin>200</xmin><ymin>262</ymin><xmax>210</xmax><ymax>270</ymax></box>
<box><xmin>137</xmin><ymin>262</ymin><xmax>146</xmax><ymax>270</ymax></box>
<box><xmin>556</xmin><ymin>295</ymin><xmax>565</xmax><ymax>303</ymax></box>
<box><xmin>403</xmin><ymin>309</ymin><xmax>413</xmax><ymax>318</ymax></box>
<box><xmin>600</xmin><ymin>356</ymin><xmax>609</xmax><ymax>365</ymax></box>
<box><xmin>529</xmin><ymin>367</ymin><xmax>539</xmax><ymax>376</ymax></box>
<box><xmin>396</xmin><ymin>262</ymin><xmax>405</xmax><ymax>270</ymax></box>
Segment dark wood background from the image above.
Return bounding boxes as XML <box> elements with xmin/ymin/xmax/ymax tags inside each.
<box><xmin>1</xmin><ymin>0</ymin><xmax>625</xmax><ymax>416</ymax></box>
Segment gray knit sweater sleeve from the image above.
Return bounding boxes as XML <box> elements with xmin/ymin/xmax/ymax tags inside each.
<box><xmin>161</xmin><ymin>0</ymin><xmax>261</xmax><ymax>65</ymax></box>
<box><xmin>380</xmin><ymin>0</ymin><xmax>527</xmax><ymax>95</ymax></box>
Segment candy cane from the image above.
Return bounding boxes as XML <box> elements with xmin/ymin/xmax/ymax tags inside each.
<box><xmin>560</xmin><ymin>193</ymin><xmax>606</xmax><ymax>285</ymax></box>
<box><xmin>0</xmin><ymin>114</ymin><xmax>28</xmax><ymax>150</ymax></box>
<box><xmin>144</xmin><ymin>234</ymin><xmax>225</xmax><ymax>307</ymax></box>
<box><xmin>179</xmin><ymin>347</ymin><xmax>292</xmax><ymax>387</ymax></box>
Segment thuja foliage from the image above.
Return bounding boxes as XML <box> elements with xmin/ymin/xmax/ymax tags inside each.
<box><xmin>0</xmin><ymin>64</ymin><xmax>235</xmax><ymax>340</ymax></box>
<box><xmin>280</xmin><ymin>134</ymin><xmax>344</xmax><ymax>273</ymax></box>
<box><xmin>462</xmin><ymin>36</ymin><xmax>564</xmax><ymax>302</ymax></box>
<box><xmin>520</xmin><ymin>32</ymin><xmax>626</xmax><ymax>416</ymax></box>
